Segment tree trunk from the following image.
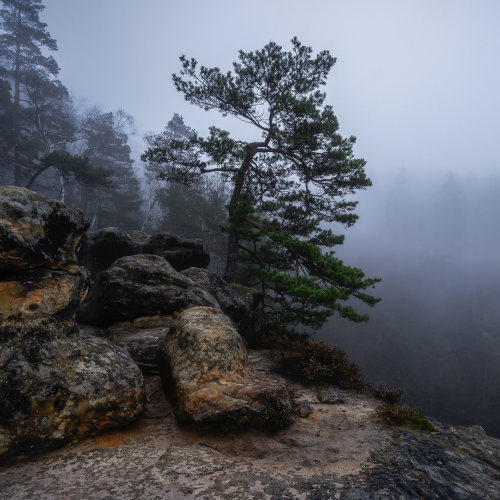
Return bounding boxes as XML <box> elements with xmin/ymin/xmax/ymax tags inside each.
<box><xmin>13</xmin><ymin>8</ymin><xmax>22</xmax><ymax>186</ymax></box>
<box><xmin>223</xmin><ymin>147</ymin><xmax>255</xmax><ymax>282</ymax></box>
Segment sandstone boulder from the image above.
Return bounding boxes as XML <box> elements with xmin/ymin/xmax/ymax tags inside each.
<box><xmin>0</xmin><ymin>186</ymin><xmax>88</xmax><ymax>275</ymax></box>
<box><xmin>158</xmin><ymin>306</ymin><xmax>293</xmax><ymax>429</ymax></box>
<box><xmin>106</xmin><ymin>316</ymin><xmax>174</xmax><ymax>372</ymax></box>
<box><xmin>0</xmin><ymin>266</ymin><xmax>89</xmax><ymax>326</ymax></box>
<box><xmin>79</xmin><ymin>226</ymin><xmax>210</xmax><ymax>275</ymax></box>
<box><xmin>0</xmin><ymin>323</ymin><xmax>144</xmax><ymax>460</ymax></box>
<box><xmin>180</xmin><ymin>267</ymin><xmax>248</xmax><ymax>325</ymax></box>
<box><xmin>77</xmin><ymin>254</ymin><xmax>219</xmax><ymax>326</ymax></box>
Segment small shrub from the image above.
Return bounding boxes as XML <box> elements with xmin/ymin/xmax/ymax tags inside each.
<box><xmin>373</xmin><ymin>383</ymin><xmax>404</xmax><ymax>405</ymax></box>
<box><xmin>265</xmin><ymin>332</ymin><xmax>363</xmax><ymax>389</ymax></box>
<box><xmin>379</xmin><ymin>404</ymin><xmax>435</xmax><ymax>432</ymax></box>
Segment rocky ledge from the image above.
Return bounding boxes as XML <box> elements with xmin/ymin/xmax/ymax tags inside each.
<box><xmin>0</xmin><ymin>352</ymin><xmax>498</xmax><ymax>499</ymax></box>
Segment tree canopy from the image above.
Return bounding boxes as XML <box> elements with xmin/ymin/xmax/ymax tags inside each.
<box><xmin>143</xmin><ymin>38</ymin><xmax>380</xmax><ymax>328</ymax></box>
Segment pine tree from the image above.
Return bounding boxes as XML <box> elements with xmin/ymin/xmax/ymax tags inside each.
<box><xmin>143</xmin><ymin>39</ymin><xmax>380</xmax><ymax>329</ymax></box>
<box><xmin>144</xmin><ymin>113</ymin><xmax>229</xmax><ymax>271</ymax></box>
<box><xmin>79</xmin><ymin>108</ymin><xmax>143</xmax><ymax>230</ymax></box>
<box><xmin>0</xmin><ymin>0</ymin><xmax>59</xmax><ymax>184</ymax></box>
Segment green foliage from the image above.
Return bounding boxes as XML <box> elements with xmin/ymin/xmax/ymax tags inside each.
<box><xmin>143</xmin><ymin>38</ymin><xmax>380</xmax><ymax>328</ymax></box>
<box><xmin>378</xmin><ymin>404</ymin><xmax>436</xmax><ymax>432</ymax></box>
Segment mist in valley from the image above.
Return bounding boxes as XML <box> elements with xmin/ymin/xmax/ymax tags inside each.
<box><xmin>319</xmin><ymin>170</ymin><xmax>500</xmax><ymax>436</ymax></box>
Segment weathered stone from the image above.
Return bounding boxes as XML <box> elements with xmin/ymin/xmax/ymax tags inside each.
<box><xmin>0</xmin><ymin>322</ymin><xmax>144</xmax><ymax>460</ymax></box>
<box><xmin>317</xmin><ymin>387</ymin><xmax>346</xmax><ymax>405</ymax></box>
<box><xmin>0</xmin><ymin>266</ymin><xmax>89</xmax><ymax>327</ymax></box>
<box><xmin>181</xmin><ymin>267</ymin><xmax>248</xmax><ymax>325</ymax></box>
<box><xmin>145</xmin><ymin>232</ymin><xmax>210</xmax><ymax>271</ymax></box>
<box><xmin>105</xmin><ymin>316</ymin><xmax>175</xmax><ymax>372</ymax></box>
<box><xmin>79</xmin><ymin>226</ymin><xmax>210</xmax><ymax>275</ymax></box>
<box><xmin>158</xmin><ymin>306</ymin><xmax>293</xmax><ymax>429</ymax></box>
<box><xmin>106</xmin><ymin>315</ymin><xmax>174</xmax><ymax>336</ymax></box>
<box><xmin>230</xmin><ymin>283</ymin><xmax>263</xmax><ymax>310</ymax></box>
<box><xmin>0</xmin><ymin>186</ymin><xmax>89</xmax><ymax>275</ymax></box>
<box><xmin>77</xmin><ymin>255</ymin><xmax>219</xmax><ymax>326</ymax></box>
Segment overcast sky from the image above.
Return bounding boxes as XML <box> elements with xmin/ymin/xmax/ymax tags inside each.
<box><xmin>43</xmin><ymin>0</ymin><xmax>500</xmax><ymax>181</ymax></box>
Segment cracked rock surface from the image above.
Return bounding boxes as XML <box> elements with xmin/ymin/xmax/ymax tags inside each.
<box><xmin>1</xmin><ymin>351</ymin><xmax>498</xmax><ymax>499</ymax></box>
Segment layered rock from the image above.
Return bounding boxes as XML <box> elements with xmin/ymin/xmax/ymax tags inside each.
<box><xmin>77</xmin><ymin>254</ymin><xmax>219</xmax><ymax>326</ymax></box>
<box><xmin>0</xmin><ymin>186</ymin><xmax>88</xmax><ymax>276</ymax></box>
<box><xmin>79</xmin><ymin>226</ymin><xmax>210</xmax><ymax>275</ymax></box>
<box><xmin>180</xmin><ymin>267</ymin><xmax>248</xmax><ymax>325</ymax></box>
<box><xmin>0</xmin><ymin>187</ymin><xmax>144</xmax><ymax>460</ymax></box>
<box><xmin>158</xmin><ymin>306</ymin><xmax>293</xmax><ymax>429</ymax></box>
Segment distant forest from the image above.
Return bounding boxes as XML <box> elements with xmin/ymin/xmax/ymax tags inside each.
<box><xmin>321</xmin><ymin>171</ymin><xmax>500</xmax><ymax>438</ymax></box>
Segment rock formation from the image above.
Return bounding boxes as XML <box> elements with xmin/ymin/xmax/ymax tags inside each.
<box><xmin>180</xmin><ymin>267</ymin><xmax>248</xmax><ymax>325</ymax></box>
<box><xmin>77</xmin><ymin>254</ymin><xmax>219</xmax><ymax>326</ymax></box>
<box><xmin>0</xmin><ymin>186</ymin><xmax>89</xmax><ymax>275</ymax></box>
<box><xmin>0</xmin><ymin>187</ymin><xmax>144</xmax><ymax>460</ymax></box>
<box><xmin>105</xmin><ymin>316</ymin><xmax>175</xmax><ymax>372</ymax></box>
<box><xmin>79</xmin><ymin>226</ymin><xmax>210</xmax><ymax>276</ymax></box>
<box><xmin>158</xmin><ymin>306</ymin><xmax>293</xmax><ymax>429</ymax></box>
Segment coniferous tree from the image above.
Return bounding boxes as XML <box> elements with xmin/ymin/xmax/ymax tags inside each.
<box><xmin>144</xmin><ymin>113</ymin><xmax>229</xmax><ymax>271</ymax></box>
<box><xmin>79</xmin><ymin>108</ymin><xmax>143</xmax><ymax>230</ymax></box>
<box><xmin>143</xmin><ymin>39</ymin><xmax>380</xmax><ymax>328</ymax></box>
<box><xmin>0</xmin><ymin>0</ymin><xmax>59</xmax><ymax>184</ymax></box>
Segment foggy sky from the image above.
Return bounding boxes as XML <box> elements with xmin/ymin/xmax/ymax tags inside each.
<box><xmin>43</xmin><ymin>0</ymin><xmax>500</xmax><ymax>178</ymax></box>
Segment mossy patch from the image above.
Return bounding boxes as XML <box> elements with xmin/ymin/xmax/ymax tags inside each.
<box><xmin>378</xmin><ymin>404</ymin><xmax>435</xmax><ymax>432</ymax></box>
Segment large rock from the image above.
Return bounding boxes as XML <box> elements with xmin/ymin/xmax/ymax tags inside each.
<box><xmin>180</xmin><ymin>267</ymin><xmax>248</xmax><ymax>325</ymax></box>
<box><xmin>0</xmin><ymin>266</ymin><xmax>89</xmax><ymax>326</ymax></box>
<box><xmin>0</xmin><ymin>186</ymin><xmax>88</xmax><ymax>276</ymax></box>
<box><xmin>79</xmin><ymin>227</ymin><xmax>210</xmax><ymax>275</ymax></box>
<box><xmin>158</xmin><ymin>306</ymin><xmax>293</xmax><ymax>429</ymax></box>
<box><xmin>106</xmin><ymin>316</ymin><xmax>174</xmax><ymax>372</ymax></box>
<box><xmin>77</xmin><ymin>254</ymin><xmax>219</xmax><ymax>326</ymax></box>
<box><xmin>0</xmin><ymin>322</ymin><xmax>144</xmax><ymax>460</ymax></box>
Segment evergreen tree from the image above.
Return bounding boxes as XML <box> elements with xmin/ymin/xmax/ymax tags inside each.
<box><xmin>0</xmin><ymin>0</ymin><xmax>59</xmax><ymax>184</ymax></box>
<box><xmin>79</xmin><ymin>108</ymin><xmax>143</xmax><ymax>230</ymax></box>
<box><xmin>143</xmin><ymin>39</ymin><xmax>380</xmax><ymax>328</ymax></box>
<box><xmin>144</xmin><ymin>113</ymin><xmax>229</xmax><ymax>271</ymax></box>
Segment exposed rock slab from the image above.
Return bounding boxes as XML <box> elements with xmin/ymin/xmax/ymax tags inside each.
<box><xmin>0</xmin><ymin>186</ymin><xmax>88</xmax><ymax>275</ymax></box>
<box><xmin>1</xmin><ymin>356</ymin><xmax>498</xmax><ymax>499</ymax></box>
<box><xmin>158</xmin><ymin>307</ymin><xmax>293</xmax><ymax>428</ymax></box>
<box><xmin>0</xmin><ymin>326</ymin><xmax>144</xmax><ymax>460</ymax></box>
<box><xmin>77</xmin><ymin>255</ymin><xmax>219</xmax><ymax>326</ymax></box>
<box><xmin>79</xmin><ymin>226</ymin><xmax>210</xmax><ymax>275</ymax></box>
<box><xmin>181</xmin><ymin>267</ymin><xmax>248</xmax><ymax>325</ymax></box>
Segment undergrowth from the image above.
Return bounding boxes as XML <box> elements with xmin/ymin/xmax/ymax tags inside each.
<box><xmin>378</xmin><ymin>404</ymin><xmax>436</xmax><ymax>432</ymax></box>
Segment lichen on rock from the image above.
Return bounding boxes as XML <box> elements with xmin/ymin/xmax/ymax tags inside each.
<box><xmin>77</xmin><ymin>254</ymin><xmax>219</xmax><ymax>326</ymax></box>
<box><xmin>158</xmin><ymin>306</ymin><xmax>293</xmax><ymax>430</ymax></box>
<box><xmin>0</xmin><ymin>186</ymin><xmax>89</xmax><ymax>275</ymax></box>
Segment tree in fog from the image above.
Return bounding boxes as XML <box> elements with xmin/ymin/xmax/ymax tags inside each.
<box><xmin>79</xmin><ymin>109</ymin><xmax>142</xmax><ymax>230</ymax></box>
<box><xmin>0</xmin><ymin>0</ymin><xmax>59</xmax><ymax>184</ymax></box>
<box><xmin>144</xmin><ymin>113</ymin><xmax>229</xmax><ymax>271</ymax></box>
<box><xmin>143</xmin><ymin>39</ymin><xmax>379</xmax><ymax>328</ymax></box>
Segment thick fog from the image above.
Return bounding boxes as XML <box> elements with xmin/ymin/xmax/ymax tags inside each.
<box><xmin>40</xmin><ymin>2</ymin><xmax>500</xmax><ymax>435</ymax></box>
